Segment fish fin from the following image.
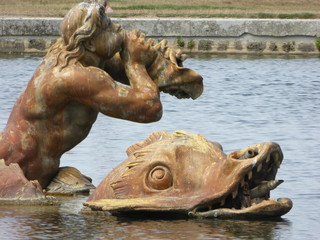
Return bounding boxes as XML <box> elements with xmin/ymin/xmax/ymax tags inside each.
<box><xmin>126</xmin><ymin>131</ymin><xmax>170</xmax><ymax>156</ymax></box>
<box><xmin>111</xmin><ymin>180</ymin><xmax>131</xmax><ymax>199</ymax></box>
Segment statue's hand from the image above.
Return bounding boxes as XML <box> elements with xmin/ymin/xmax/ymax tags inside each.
<box><xmin>121</xmin><ymin>30</ymin><xmax>157</xmax><ymax>67</ymax></box>
<box><xmin>153</xmin><ymin>40</ymin><xmax>187</xmax><ymax>67</ymax></box>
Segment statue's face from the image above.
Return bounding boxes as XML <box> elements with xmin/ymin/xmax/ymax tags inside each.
<box><xmin>93</xmin><ymin>16</ymin><xmax>124</xmax><ymax>59</ymax></box>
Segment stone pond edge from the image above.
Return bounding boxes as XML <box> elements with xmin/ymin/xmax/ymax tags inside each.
<box><xmin>0</xmin><ymin>18</ymin><xmax>319</xmax><ymax>55</ymax></box>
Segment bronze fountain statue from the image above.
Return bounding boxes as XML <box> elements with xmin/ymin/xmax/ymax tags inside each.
<box><xmin>0</xmin><ymin>1</ymin><xmax>202</xmax><ymax>202</ymax></box>
<box><xmin>0</xmin><ymin>1</ymin><xmax>292</xmax><ymax>219</ymax></box>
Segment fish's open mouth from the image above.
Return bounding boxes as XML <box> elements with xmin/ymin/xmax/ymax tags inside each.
<box><xmin>160</xmin><ymin>87</ymin><xmax>191</xmax><ymax>99</ymax></box>
<box><xmin>189</xmin><ymin>147</ymin><xmax>293</xmax><ymax>219</ymax></box>
<box><xmin>159</xmin><ymin>80</ymin><xmax>203</xmax><ymax>100</ymax></box>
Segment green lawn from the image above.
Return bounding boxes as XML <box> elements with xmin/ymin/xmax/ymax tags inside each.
<box><xmin>0</xmin><ymin>0</ymin><xmax>319</xmax><ymax>18</ymax></box>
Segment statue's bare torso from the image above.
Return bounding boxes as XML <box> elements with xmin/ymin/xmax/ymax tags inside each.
<box><xmin>0</xmin><ymin>33</ymin><xmax>163</xmax><ymax>188</ymax></box>
<box><xmin>0</xmin><ymin>56</ymin><xmax>100</xmax><ymax>187</ymax></box>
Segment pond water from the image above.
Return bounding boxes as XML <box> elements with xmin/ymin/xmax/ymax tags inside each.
<box><xmin>0</xmin><ymin>54</ymin><xmax>319</xmax><ymax>239</ymax></box>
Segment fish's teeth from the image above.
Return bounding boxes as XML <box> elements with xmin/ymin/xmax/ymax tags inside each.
<box><xmin>220</xmin><ymin>198</ymin><xmax>226</xmax><ymax>206</ymax></box>
<box><xmin>232</xmin><ymin>187</ymin><xmax>238</xmax><ymax>199</ymax></box>
<box><xmin>248</xmin><ymin>171</ymin><xmax>253</xmax><ymax>180</ymax></box>
<box><xmin>266</xmin><ymin>154</ymin><xmax>271</xmax><ymax>163</ymax></box>
<box><xmin>241</xmin><ymin>178</ymin><xmax>245</xmax><ymax>187</ymax></box>
<box><xmin>250</xmin><ymin>180</ymin><xmax>284</xmax><ymax>198</ymax></box>
<box><xmin>275</xmin><ymin>159</ymin><xmax>281</xmax><ymax>168</ymax></box>
<box><xmin>267</xmin><ymin>180</ymin><xmax>284</xmax><ymax>190</ymax></box>
<box><xmin>257</xmin><ymin>163</ymin><xmax>263</xmax><ymax>172</ymax></box>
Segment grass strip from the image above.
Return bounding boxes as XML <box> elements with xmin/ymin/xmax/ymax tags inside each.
<box><xmin>114</xmin><ymin>4</ymin><xmax>237</xmax><ymax>10</ymax></box>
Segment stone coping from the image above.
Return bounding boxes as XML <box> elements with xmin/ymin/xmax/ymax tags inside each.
<box><xmin>0</xmin><ymin>18</ymin><xmax>319</xmax><ymax>54</ymax></box>
<box><xmin>1</xmin><ymin>18</ymin><xmax>320</xmax><ymax>37</ymax></box>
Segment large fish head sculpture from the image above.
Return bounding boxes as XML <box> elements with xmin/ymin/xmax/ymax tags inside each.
<box><xmin>85</xmin><ymin>131</ymin><xmax>292</xmax><ymax>219</ymax></box>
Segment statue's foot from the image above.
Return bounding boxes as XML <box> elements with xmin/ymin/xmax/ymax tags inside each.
<box><xmin>45</xmin><ymin>166</ymin><xmax>95</xmax><ymax>195</ymax></box>
<box><xmin>0</xmin><ymin>159</ymin><xmax>56</xmax><ymax>205</ymax></box>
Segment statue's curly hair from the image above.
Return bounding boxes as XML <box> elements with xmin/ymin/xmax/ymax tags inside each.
<box><xmin>47</xmin><ymin>2</ymin><xmax>108</xmax><ymax>70</ymax></box>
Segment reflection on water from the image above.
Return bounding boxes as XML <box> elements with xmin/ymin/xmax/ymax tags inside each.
<box><xmin>0</xmin><ymin>202</ymin><xmax>292</xmax><ymax>240</ymax></box>
<box><xmin>0</xmin><ymin>54</ymin><xmax>319</xmax><ymax>239</ymax></box>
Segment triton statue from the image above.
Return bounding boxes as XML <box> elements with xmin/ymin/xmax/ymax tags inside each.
<box><xmin>85</xmin><ymin>131</ymin><xmax>293</xmax><ymax>219</ymax></box>
<box><xmin>0</xmin><ymin>2</ymin><xmax>203</xmax><ymax>202</ymax></box>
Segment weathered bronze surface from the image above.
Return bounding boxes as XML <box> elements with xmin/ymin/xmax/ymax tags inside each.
<box><xmin>0</xmin><ymin>2</ymin><xmax>203</xmax><ymax>202</ymax></box>
<box><xmin>45</xmin><ymin>167</ymin><xmax>95</xmax><ymax>195</ymax></box>
<box><xmin>85</xmin><ymin>131</ymin><xmax>292</xmax><ymax>219</ymax></box>
<box><xmin>0</xmin><ymin>159</ymin><xmax>57</xmax><ymax>204</ymax></box>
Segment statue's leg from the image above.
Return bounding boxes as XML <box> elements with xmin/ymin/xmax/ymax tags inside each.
<box><xmin>45</xmin><ymin>166</ymin><xmax>95</xmax><ymax>195</ymax></box>
<box><xmin>0</xmin><ymin>159</ymin><xmax>55</xmax><ymax>204</ymax></box>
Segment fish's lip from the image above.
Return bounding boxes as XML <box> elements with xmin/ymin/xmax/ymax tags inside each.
<box><xmin>188</xmin><ymin>198</ymin><xmax>293</xmax><ymax>219</ymax></box>
<box><xmin>83</xmin><ymin>197</ymin><xmax>197</xmax><ymax>212</ymax></box>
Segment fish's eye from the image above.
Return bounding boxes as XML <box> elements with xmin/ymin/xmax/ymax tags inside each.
<box><xmin>146</xmin><ymin>165</ymin><xmax>173</xmax><ymax>190</ymax></box>
<box><xmin>244</xmin><ymin>150</ymin><xmax>258</xmax><ymax>159</ymax></box>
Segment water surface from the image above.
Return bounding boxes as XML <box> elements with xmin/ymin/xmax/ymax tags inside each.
<box><xmin>0</xmin><ymin>54</ymin><xmax>319</xmax><ymax>239</ymax></box>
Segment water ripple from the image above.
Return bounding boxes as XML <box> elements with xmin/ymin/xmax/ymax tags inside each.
<box><xmin>0</xmin><ymin>55</ymin><xmax>319</xmax><ymax>240</ymax></box>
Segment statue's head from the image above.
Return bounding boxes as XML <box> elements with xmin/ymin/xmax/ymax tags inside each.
<box><xmin>52</xmin><ymin>2</ymin><xmax>122</xmax><ymax>68</ymax></box>
<box><xmin>61</xmin><ymin>2</ymin><xmax>107</xmax><ymax>52</ymax></box>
